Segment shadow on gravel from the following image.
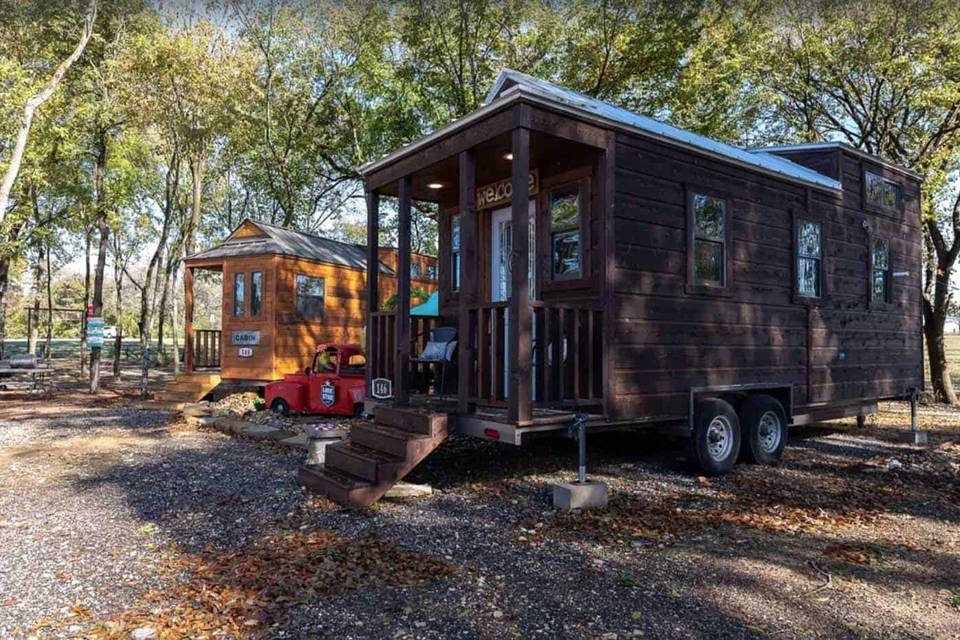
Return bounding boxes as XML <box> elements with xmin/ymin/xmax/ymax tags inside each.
<box><xmin>74</xmin><ymin>435</ymin><xmax>305</xmax><ymax>553</ymax></box>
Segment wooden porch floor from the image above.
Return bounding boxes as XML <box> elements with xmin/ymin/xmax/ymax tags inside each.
<box><xmin>378</xmin><ymin>393</ymin><xmax>586</xmax><ymax>427</ymax></box>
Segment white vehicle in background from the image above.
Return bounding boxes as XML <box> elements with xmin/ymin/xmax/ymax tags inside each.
<box><xmin>102</xmin><ymin>325</ymin><xmax>117</xmax><ymax>340</ymax></box>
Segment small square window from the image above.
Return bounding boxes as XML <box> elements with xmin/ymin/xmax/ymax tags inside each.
<box><xmin>865</xmin><ymin>171</ymin><xmax>902</xmax><ymax>211</ymax></box>
<box><xmin>426</xmin><ymin>264</ymin><xmax>438</xmax><ymax>280</ymax></box>
<box><xmin>296</xmin><ymin>274</ymin><xmax>325</xmax><ymax>318</ymax></box>
<box><xmin>410</xmin><ymin>262</ymin><xmax>422</xmax><ymax>279</ymax></box>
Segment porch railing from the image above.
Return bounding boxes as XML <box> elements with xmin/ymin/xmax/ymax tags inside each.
<box><xmin>193</xmin><ymin>329</ymin><xmax>222</xmax><ymax>369</ymax></box>
<box><xmin>368</xmin><ymin>312</ymin><xmax>438</xmax><ymax>390</ymax></box>
<box><xmin>465</xmin><ymin>301</ymin><xmax>604</xmax><ymax>409</ymax></box>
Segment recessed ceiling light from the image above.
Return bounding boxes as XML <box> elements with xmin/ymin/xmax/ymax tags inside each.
<box><xmin>503</xmin><ymin>153</ymin><xmax>513</xmax><ymax>160</ymax></box>
<box><xmin>427</xmin><ymin>182</ymin><xmax>443</xmax><ymax>189</ymax></box>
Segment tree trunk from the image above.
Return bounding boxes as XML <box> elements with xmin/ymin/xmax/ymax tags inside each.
<box><xmin>28</xmin><ymin>184</ymin><xmax>44</xmax><ymax>357</ymax></box>
<box><xmin>113</xmin><ymin>242</ymin><xmax>123</xmax><ymax>378</ymax></box>
<box><xmin>922</xmin><ymin>249</ymin><xmax>959</xmax><ymax>404</ymax></box>
<box><xmin>90</xmin><ymin>133</ymin><xmax>109</xmax><ymax>393</ymax></box>
<box><xmin>45</xmin><ymin>237</ymin><xmax>52</xmax><ymax>359</ymax></box>
<box><xmin>0</xmin><ymin>0</ymin><xmax>98</xmax><ymax>225</ymax></box>
<box><xmin>185</xmin><ymin>152</ymin><xmax>204</xmax><ymax>256</ymax></box>
<box><xmin>0</xmin><ymin>221</ymin><xmax>25</xmax><ymax>360</ymax></box>
<box><xmin>171</xmin><ymin>266</ymin><xmax>181</xmax><ymax>376</ymax></box>
<box><xmin>80</xmin><ymin>226</ymin><xmax>91</xmax><ymax>373</ymax></box>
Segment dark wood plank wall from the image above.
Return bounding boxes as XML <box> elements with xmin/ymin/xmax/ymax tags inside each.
<box><xmin>611</xmin><ymin>133</ymin><xmax>922</xmax><ymax>422</ymax></box>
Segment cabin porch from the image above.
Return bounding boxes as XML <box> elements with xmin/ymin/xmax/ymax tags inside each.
<box><xmin>183</xmin><ymin>260</ymin><xmax>225</xmax><ymax>374</ymax></box>
<box><xmin>363</xmin><ymin>98</ymin><xmax>615</xmax><ymax>428</ymax></box>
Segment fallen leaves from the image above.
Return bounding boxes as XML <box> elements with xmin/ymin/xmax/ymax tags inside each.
<box><xmin>77</xmin><ymin>526</ymin><xmax>455</xmax><ymax>639</ymax></box>
<box><xmin>823</xmin><ymin>543</ymin><xmax>883</xmax><ymax>566</ymax></box>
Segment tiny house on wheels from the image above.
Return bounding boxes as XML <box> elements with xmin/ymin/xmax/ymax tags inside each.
<box><xmin>159</xmin><ymin>219</ymin><xmax>437</xmax><ymax>403</ymax></box>
<box><xmin>300</xmin><ymin>70</ymin><xmax>923</xmax><ymax>508</ymax></box>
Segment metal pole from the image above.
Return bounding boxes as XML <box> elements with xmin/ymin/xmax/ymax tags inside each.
<box><xmin>577</xmin><ymin>413</ymin><xmax>587</xmax><ymax>483</ymax></box>
<box><xmin>910</xmin><ymin>389</ymin><xmax>918</xmax><ymax>433</ymax></box>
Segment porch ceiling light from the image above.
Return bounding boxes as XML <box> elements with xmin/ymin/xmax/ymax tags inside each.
<box><xmin>426</xmin><ymin>182</ymin><xmax>444</xmax><ymax>189</ymax></box>
<box><xmin>503</xmin><ymin>153</ymin><xmax>513</xmax><ymax>160</ymax></box>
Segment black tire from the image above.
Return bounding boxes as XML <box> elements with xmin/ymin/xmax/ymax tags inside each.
<box><xmin>353</xmin><ymin>403</ymin><xmax>364</xmax><ymax>418</ymax></box>
<box><xmin>271</xmin><ymin>398</ymin><xmax>290</xmax><ymax>416</ymax></box>
<box><xmin>739</xmin><ymin>395</ymin><xmax>788</xmax><ymax>465</ymax></box>
<box><xmin>685</xmin><ymin>398</ymin><xmax>741</xmax><ymax>475</ymax></box>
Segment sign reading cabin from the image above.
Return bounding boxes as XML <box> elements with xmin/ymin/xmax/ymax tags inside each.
<box><xmin>476</xmin><ymin>170</ymin><xmax>539</xmax><ymax>210</ymax></box>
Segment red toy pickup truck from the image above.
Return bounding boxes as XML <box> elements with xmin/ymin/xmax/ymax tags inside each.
<box><xmin>265</xmin><ymin>344</ymin><xmax>366</xmax><ymax>417</ymax></box>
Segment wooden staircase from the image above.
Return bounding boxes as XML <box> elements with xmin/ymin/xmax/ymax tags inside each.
<box><xmin>155</xmin><ymin>372</ymin><xmax>222</xmax><ymax>406</ymax></box>
<box><xmin>298</xmin><ymin>405</ymin><xmax>451</xmax><ymax>508</ymax></box>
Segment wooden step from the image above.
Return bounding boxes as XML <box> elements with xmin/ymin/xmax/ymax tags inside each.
<box><xmin>373</xmin><ymin>405</ymin><xmax>448</xmax><ymax>436</ymax></box>
<box><xmin>301</xmin><ymin>409</ymin><xmax>450</xmax><ymax>509</ymax></box>
<box><xmin>325</xmin><ymin>442</ymin><xmax>403</xmax><ymax>483</ymax></box>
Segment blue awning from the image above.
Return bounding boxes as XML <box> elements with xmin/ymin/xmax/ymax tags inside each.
<box><xmin>411</xmin><ymin>291</ymin><xmax>439</xmax><ymax>316</ymax></box>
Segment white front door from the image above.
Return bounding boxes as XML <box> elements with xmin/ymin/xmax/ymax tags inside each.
<box><xmin>489</xmin><ymin>202</ymin><xmax>536</xmax><ymax>398</ymax></box>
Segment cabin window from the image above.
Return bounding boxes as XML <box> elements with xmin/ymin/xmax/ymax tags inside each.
<box><xmin>548</xmin><ymin>182</ymin><xmax>582</xmax><ymax>279</ymax></box>
<box><xmin>871</xmin><ymin>238</ymin><xmax>892</xmax><ymax>303</ymax></box>
<box><xmin>692</xmin><ymin>193</ymin><xmax>726</xmax><ymax>287</ymax></box>
<box><xmin>233</xmin><ymin>273</ymin><xmax>245</xmax><ymax>317</ymax></box>
<box><xmin>865</xmin><ymin>170</ymin><xmax>902</xmax><ymax>211</ymax></box>
<box><xmin>451</xmin><ymin>214</ymin><xmax>461</xmax><ymax>291</ymax></box>
<box><xmin>426</xmin><ymin>264</ymin><xmax>438</xmax><ymax>280</ymax></box>
<box><xmin>796</xmin><ymin>220</ymin><xmax>822</xmax><ymax>298</ymax></box>
<box><xmin>296</xmin><ymin>274</ymin><xmax>325</xmax><ymax>318</ymax></box>
<box><xmin>410</xmin><ymin>262</ymin><xmax>422</xmax><ymax>279</ymax></box>
<box><xmin>250</xmin><ymin>271</ymin><xmax>263</xmax><ymax>316</ymax></box>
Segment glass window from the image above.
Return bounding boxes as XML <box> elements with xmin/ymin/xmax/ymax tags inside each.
<box><xmin>410</xmin><ymin>262</ymin><xmax>422</xmax><ymax>278</ymax></box>
<box><xmin>296</xmin><ymin>274</ymin><xmax>325</xmax><ymax>318</ymax></box>
<box><xmin>693</xmin><ymin>193</ymin><xmax>726</xmax><ymax>286</ymax></box>
<box><xmin>451</xmin><ymin>214</ymin><xmax>461</xmax><ymax>291</ymax></box>
<box><xmin>550</xmin><ymin>182</ymin><xmax>582</xmax><ymax>279</ymax></box>
<box><xmin>871</xmin><ymin>238</ymin><xmax>891</xmax><ymax>303</ymax></box>
<box><xmin>865</xmin><ymin>171</ymin><xmax>902</xmax><ymax>211</ymax></box>
<box><xmin>797</xmin><ymin>221</ymin><xmax>822</xmax><ymax>298</ymax></box>
<box><xmin>426</xmin><ymin>264</ymin><xmax>438</xmax><ymax>280</ymax></box>
<box><xmin>250</xmin><ymin>271</ymin><xmax>263</xmax><ymax>316</ymax></box>
<box><xmin>233</xmin><ymin>273</ymin><xmax>245</xmax><ymax>317</ymax></box>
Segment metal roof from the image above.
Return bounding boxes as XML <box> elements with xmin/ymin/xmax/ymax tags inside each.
<box><xmin>750</xmin><ymin>141</ymin><xmax>923</xmax><ymax>180</ymax></box>
<box><xmin>186</xmin><ymin>219</ymin><xmax>396</xmax><ymax>274</ymax></box>
<box><xmin>485</xmin><ymin>69</ymin><xmax>843</xmax><ymax>192</ymax></box>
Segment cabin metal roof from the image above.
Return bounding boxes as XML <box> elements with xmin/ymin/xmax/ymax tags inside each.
<box><xmin>185</xmin><ymin>219</ymin><xmax>396</xmax><ymax>274</ymax></box>
<box><xmin>361</xmin><ymin>69</ymin><xmax>855</xmax><ymax>193</ymax></box>
<box><xmin>485</xmin><ymin>69</ymin><xmax>843</xmax><ymax>192</ymax></box>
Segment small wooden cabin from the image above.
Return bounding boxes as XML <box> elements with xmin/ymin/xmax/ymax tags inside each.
<box><xmin>182</xmin><ymin>219</ymin><xmax>437</xmax><ymax>382</ymax></box>
<box><xmin>300</xmin><ymin>70</ymin><xmax>923</xmax><ymax>506</ymax></box>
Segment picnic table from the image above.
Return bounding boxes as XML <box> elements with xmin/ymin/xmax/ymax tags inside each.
<box><xmin>0</xmin><ymin>366</ymin><xmax>56</xmax><ymax>393</ymax></box>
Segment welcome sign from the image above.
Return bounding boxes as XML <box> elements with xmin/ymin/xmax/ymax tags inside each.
<box><xmin>476</xmin><ymin>170</ymin><xmax>539</xmax><ymax>209</ymax></box>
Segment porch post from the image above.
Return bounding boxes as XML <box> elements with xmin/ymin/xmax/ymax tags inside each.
<box><xmin>365</xmin><ymin>189</ymin><xmax>379</xmax><ymax>398</ymax></box>
<box><xmin>458</xmin><ymin>149</ymin><xmax>477</xmax><ymax>413</ymax></box>
<box><xmin>184</xmin><ymin>266</ymin><xmax>194</xmax><ymax>374</ymax></box>
<box><xmin>509</xmin><ymin>126</ymin><xmax>532</xmax><ymax>423</ymax></box>
<box><xmin>395</xmin><ymin>175</ymin><xmax>412</xmax><ymax>405</ymax></box>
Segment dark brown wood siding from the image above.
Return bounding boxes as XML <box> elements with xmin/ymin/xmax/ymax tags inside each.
<box><xmin>611</xmin><ymin>133</ymin><xmax>922</xmax><ymax>422</ymax></box>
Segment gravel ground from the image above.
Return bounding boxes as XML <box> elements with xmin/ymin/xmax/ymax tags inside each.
<box><xmin>1</xmin><ymin>391</ymin><xmax>959</xmax><ymax>639</ymax></box>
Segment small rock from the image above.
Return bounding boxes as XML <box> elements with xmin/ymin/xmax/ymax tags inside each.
<box><xmin>131</xmin><ymin>626</ymin><xmax>157</xmax><ymax>640</ymax></box>
<box><xmin>493</xmin><ymin>610</ymin><xmax>504</xmax><ymax>619</ymax></box>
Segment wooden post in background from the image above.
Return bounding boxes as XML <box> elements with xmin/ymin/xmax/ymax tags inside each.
<box><xmin>365</xmin><ymin>190</ymin><xmax>379</xmax><ymax>398</ymax></box>
<box><xmin>184</xmin><ymin>266</ymin><xmax>194</xmax><ymax>374</ymax></box>
<box><xmin>395</xmin><ymin>176</ymin><xmax>412</xmax><ymax>405</ymax></box>
<box><xmin>509</xmin><ymin>126</ymin><xmax>532</xmax><ymax>423</ymax></box>
<box><xmin>458</xmin><ymin>149</ymin><xmax>477</xmax><ymax>413</ymax></box>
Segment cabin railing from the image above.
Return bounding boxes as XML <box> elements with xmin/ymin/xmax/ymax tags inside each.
<box><xmin>368</xmin><ymin>312</ymin><xmax>439</xmax><ymax>392</ymax></box>
<box><xmin>193</xmin><ymin>329</ymin><xmax>222</xmax><ymax>369</ymax></box>
<box><xmin>464</xmin><ymin>301</ymin><xmax>604</xmax><ymax>409</ymax></box>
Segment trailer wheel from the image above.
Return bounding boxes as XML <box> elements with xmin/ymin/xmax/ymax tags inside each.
<box><xmin>739</xmin><ymin>395</ymin><xmax>787</xmax><ymax>465</ymax></box>
<box><xmin>270</xmin><ymin>398</ymin><xmax>290</xmax><ymax>416</ymax></box>
<box><xmin>686</xmin><ymin>398</ymin><xmax>741</xmax><ymax>475</ymax></box>
<box><xmin>353</xmin><ymin>403</ymin><xmax>364</xmax><ymax>418</ymax></box>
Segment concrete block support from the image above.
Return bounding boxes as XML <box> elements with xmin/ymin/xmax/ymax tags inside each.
<box><xmin>553</xmin><ymin>480</ymin><xmax>608</xmax><ymax>510</ymax></box>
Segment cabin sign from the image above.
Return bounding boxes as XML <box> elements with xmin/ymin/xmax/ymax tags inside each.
<box><xmin>321</xmin><ymin>380</ymin><xmax>336</xmax><ymax>407</ymax></box>
<box><xmin>231</xmin><ymin>331</ymin><xmax>260</xmax><ymax>346</ymax></box>
<box><xmin>371</xmin><ymin>377</ymin><xmax>393</xmax><ymax>399</ymax></box>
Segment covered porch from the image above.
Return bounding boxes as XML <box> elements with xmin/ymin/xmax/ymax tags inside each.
<box><xmin>362</xmin><ymin>93</ymin><xmax>615</xmax><ymax>427</ymax></box>
<box><xmin>183</xmin><ymin>260</ymin><xmax>224</xmax><ymax>373</ymax></box>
